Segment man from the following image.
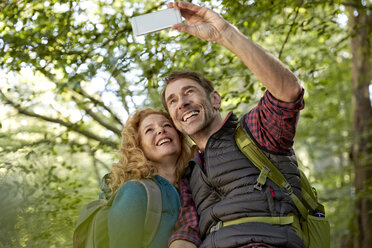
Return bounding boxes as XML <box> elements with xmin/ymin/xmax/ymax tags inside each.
<box><xmin>163</xmin><ymin>2</ymin><xmax>305</xmax><ymax>248</ymax></box>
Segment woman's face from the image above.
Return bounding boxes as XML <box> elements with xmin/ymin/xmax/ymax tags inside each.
<box><xmin>139</xmin><ymin>114</ymin><xmax>181</xmax><ymax>164</ymax></box>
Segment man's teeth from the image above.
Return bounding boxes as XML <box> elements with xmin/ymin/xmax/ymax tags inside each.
<box><xmin>158</xmin><ymin>138</ymin><xmax>170</xmax><ymax>146</ymax></box>
<box><xmin>183</xmin><ymin>111</ymin><xmax>198</xmax><ymax>121</ymax></box>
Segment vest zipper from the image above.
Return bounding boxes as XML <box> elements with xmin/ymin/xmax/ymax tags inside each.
<box><xmin>203</xmin><ymin>141</ymin><xmax>225</xmax><ymax>199</ymax></box>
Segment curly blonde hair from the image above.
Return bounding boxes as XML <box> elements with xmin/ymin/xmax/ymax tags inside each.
<box><xmin>109</xmin><ymin>108</ymin><xmax>193</xmax><ymax>194</ymax></box>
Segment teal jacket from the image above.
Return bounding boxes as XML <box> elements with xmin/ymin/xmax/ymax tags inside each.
<box><xmin>108</xmin><ymin>175</ymin><xmax>180</xmax><ymax>248</ymax></box>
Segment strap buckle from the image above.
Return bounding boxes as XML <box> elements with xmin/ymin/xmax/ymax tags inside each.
<box><xmin>254</xmin><ymin>166</ymin><xmax>270</xmax><ymax>191</ymax></box>
<box><xmin>283</xmin><ymin>182</ymin><xmax>293</xmax><ymax>194</ymax></box>
<box><xmin>254</xmin><ymin>182</ymin><xmax>263</xmax><ymax>191</ymax></box>
<box><xmin>210</xmin><ymin>221</ymin><xmax>223</xmax><ymax>233</ymax></box>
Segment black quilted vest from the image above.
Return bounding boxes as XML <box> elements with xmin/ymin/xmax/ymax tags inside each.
<box><xmin>188</xmin><ymin>113</ymin><xmax>305</xmax><ymax>248</ymax></box>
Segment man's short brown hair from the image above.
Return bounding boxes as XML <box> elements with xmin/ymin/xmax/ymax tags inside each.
<box><xmin>161</xmin><ymin>70</ymin><xmax>215</xmax><ymax>111</ymax></box>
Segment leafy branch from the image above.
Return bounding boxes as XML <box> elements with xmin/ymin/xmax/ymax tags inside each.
<box><xmin>278</xmin><ymin>1</ymin><xmax>303</xmax><ymax>60</ymax></box>
<box><xmin>1</xmin><ymin>90</ymin><xmax>118</xmax><ymax>149</ymax></box>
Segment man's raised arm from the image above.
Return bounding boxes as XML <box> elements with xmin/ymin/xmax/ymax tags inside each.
<box><xmin>168</xmin><ymin>1</ymin><xmax>302</xmax><ymax>102</ymax></box>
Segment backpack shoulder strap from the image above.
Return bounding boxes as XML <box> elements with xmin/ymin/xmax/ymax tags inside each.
<box><xmin>235</xmin><ymin>124</ymin><xmax>309</xmax><ymax>219</ymax></box>
<box><xmin>139</xmin><ymin>178</ymin><xmax>162</xmax><ymax>248</ymax></box>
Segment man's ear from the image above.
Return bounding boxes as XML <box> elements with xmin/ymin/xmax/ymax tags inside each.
<box><xmin>210</xmin><ymin>90</ymin><xmax>221</xmax><ymax>110</ymax></box>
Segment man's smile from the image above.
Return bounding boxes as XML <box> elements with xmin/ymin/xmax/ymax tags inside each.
<box><xmin>182</xmin><ymin>110</ymin><xmax>200</xmax><ymax>122</ymax></box>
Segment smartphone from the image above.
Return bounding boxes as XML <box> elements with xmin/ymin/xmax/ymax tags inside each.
<box><xmin>130</xmin><ymin>8</ymin><xmax>182</xmax><ymax>37</ymax></box>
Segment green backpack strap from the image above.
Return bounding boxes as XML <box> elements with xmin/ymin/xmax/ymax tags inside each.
<box><xmin>299</xmin><ymin>170</ymin><xmax>325</xmax><ymax>213</ymax></box>
<box><xmin>138</xmin><ymin>178</ymin><xmax>162</xmax><ymax>248</ymax></box>
<box><xmin>106</xmin><ymin>178</ymin><xmax>162</xmax><ymax>248</ymax></box>
<box><xmin>235</xmin><ymin>124</ymin><xmax>309</xmax><ymax>219</ymax></box>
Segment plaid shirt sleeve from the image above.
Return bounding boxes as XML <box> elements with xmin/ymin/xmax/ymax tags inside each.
<box><xmin>245</xmin><ymin>89</ymin><xmax>305</xmax><ymax>154</ymax></box>
<box><xmin>168</xmin><ymin>177</ymin><xmax>201</xmax><ymax>246</ymax></box>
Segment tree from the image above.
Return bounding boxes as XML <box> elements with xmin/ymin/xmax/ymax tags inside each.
<box><xmin>344</xmin><ymin>1</ymin><xmax>372</xmax><ymax>247</ymax></box>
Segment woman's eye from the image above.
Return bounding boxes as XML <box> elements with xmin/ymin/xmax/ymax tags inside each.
<box><xmin>164</xmin><ymin>123</ymin><xmax>172</xmax><ymax>128</ymax></box>
<box><xmin>145</xmin><ymin>128</ymin><xmax>153</xmax><ymax>134</ymax></box>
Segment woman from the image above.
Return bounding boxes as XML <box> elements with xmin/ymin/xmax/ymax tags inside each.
<box><xmin>106</xmin><ymin>108</ymin><xmax>193</xmax><ymax>248</ymax></box>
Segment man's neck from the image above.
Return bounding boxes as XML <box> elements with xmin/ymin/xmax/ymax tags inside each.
<box><xmin>190</xmin><ymin>114</ymin><xmax>224</xmax><ymax>151</ymax></box>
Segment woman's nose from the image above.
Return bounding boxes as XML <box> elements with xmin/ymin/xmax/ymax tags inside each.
<box><xmin>157</xmin><ymin>127</ymin><xmax>165</xmax><ymax>135</ymax></box>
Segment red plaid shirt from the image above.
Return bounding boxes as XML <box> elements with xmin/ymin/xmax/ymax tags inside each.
<box><xmin>169</xmin><ymin>89</ymin><xmax>305</xmax><ymax>247</ymax></box>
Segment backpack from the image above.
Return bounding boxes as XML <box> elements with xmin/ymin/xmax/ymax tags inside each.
<box><xmin>73</xmin><ymin>178</ymin><xmax>162</xmax><ymax>248</ymax></box>
<box><xmin>234</xmin><ymin>124</ymin><xmax>330</xmax><ymax>248</ymax></box>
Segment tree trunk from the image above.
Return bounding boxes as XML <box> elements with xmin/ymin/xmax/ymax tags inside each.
<box><xmin>346</xmin><ymin>1</ymin><xmax>372</xmax><ymax>248</ymax></box>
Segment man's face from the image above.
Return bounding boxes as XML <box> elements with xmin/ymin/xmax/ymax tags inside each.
<box><xmin>164</xmin><ymin>78</ymin><xmax>221</xmax><ymax>138</ymax></box>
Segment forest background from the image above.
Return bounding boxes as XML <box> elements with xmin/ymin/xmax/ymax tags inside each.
<box><xmin>0</xmin><ymin>0</ymin><xmax>371</xmax><ymax>247</ymax></box>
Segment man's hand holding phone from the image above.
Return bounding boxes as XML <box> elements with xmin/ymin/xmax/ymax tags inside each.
<box><xmin>130</xmin><ymin>1</ymin><xmax>231</xmax><ymax>42</ymax></box>
<box><xmin>167</xmin><ymin>2</ymin><xmax>230</xmax><ymax>43</ymax></box>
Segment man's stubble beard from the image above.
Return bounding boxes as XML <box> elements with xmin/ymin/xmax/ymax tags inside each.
<box><xmin>182</xmin><ymin>99</ymin><xmax>217</xmax><ymax>139</ymax></box>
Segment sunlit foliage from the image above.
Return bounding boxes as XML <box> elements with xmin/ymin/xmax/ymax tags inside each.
<box><xmin>1</xmin><ymin>0</ymin><xmax>370</xmax><ymax>247</ymax></box>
